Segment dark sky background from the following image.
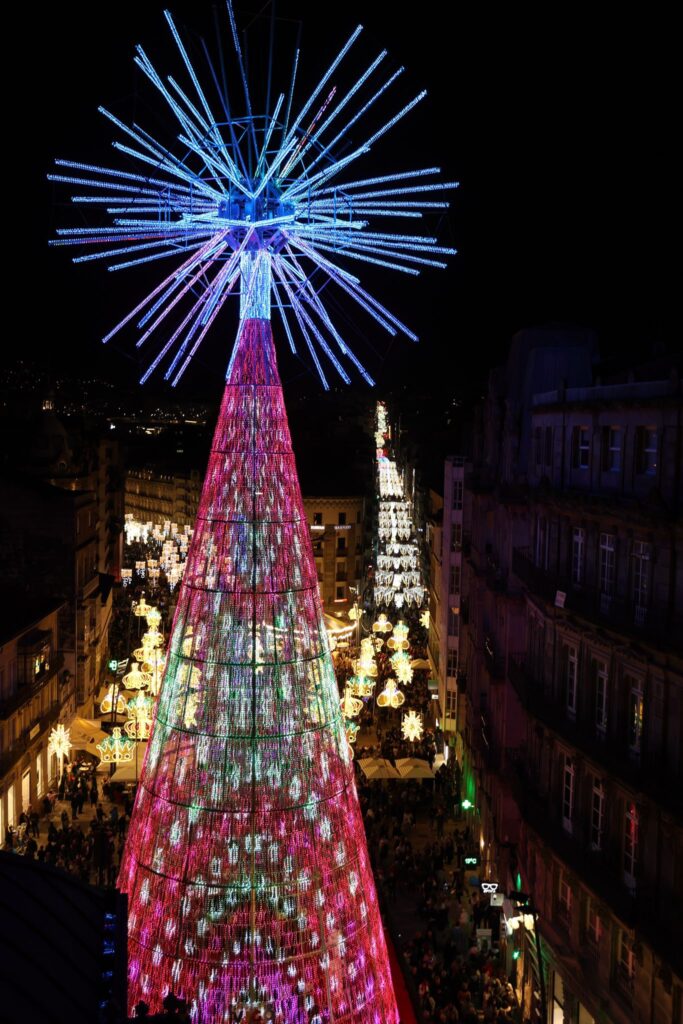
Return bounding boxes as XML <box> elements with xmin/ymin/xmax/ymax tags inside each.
<box><xmin>24</xmin><ymin>1</ymin><xmax>676</xmax><ymax>401</ymax></box>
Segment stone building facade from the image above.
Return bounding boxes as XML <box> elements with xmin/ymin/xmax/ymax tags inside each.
<box><xmin>457</xmin><ymin>328</ymin><xmax>682</xmax><ymax>1024</ymax></box>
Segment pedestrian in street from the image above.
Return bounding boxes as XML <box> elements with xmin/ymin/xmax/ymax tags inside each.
<box><xmin>29</xmin><ymin>808</ymin><xmax>40</xmax><ymax>837</ymax></box>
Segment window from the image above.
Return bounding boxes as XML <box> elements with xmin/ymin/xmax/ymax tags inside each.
<box><xmin>535</xmin><ymin>515</ymin><xmax>549</xmax><ymax>570</ymax></box>
<box><xmin>590</xmin><ymin>780</ymin><xmax>605</xmax><ymax>850</ymax></box>
<box><xmin>623</xmin><ymin>803</ymin><xmax>639</xmax><ymax>885</ymax></box>
<box><xmin>628</xmin><ymin>684</ymin><xmax>644</xmax><ymax>752</ymax></box>
<box><xmin>448</xmin><ymin>608</ymin><xmax>460</xmax><ymax>638</ymax></box>
<box><xmin>636</xmin><ymin>426</ymin><xmax>658</xmax><ymax>476</ymax></box>
<box><xmin>594</xmin><ymin>659</ymin><xmax>608</xmax><ymax>732</ymax></box>
<box><xmin>586</xmin><ymin>898</ymin><xmax>602</xmax><ymax>945</ymax></box>
<box><xmin>452</xmin><ymin>480</ymin><xmax>463</xmax><ymax>510</ymax></box>
<box><xmin>571</xmin><ymin>527</ymin><xmax>585</xmax><ymax>585</ymax></box>
<box><xmin>534</xmin><ymin>426</ymin><xmax>543</xmax><ymax>467</ymax></box>
<box><xmin>313</xmin><ymin>512</ymin><xmax>323</xmax><ymax>525</ymax></box>
<box><xmin>449</xmin><ymin>564</ymin><xmax>461</xmax><ymax>595</ymax></box>
<box><xmin>617</xmin><ymin>930</ymin><xmax>635</xmax><ymax>991</ymax></box>
<box><xmin>599</xmin><ymin>534</ymin><xmax>616</xmax><ymax>597</ymax></box>
<box><xmin>565</xmin><ymin>644</ymin><xmax>578</xmax><ymax>715</ymax></box>
<box><xmin>562</xmin><ymin>755</ymin><xmax>574</xmax><ymax>832</ymax></box>
<box><xmin>451</xmin><ymin>523</ymin><xmax>462</xmax><ymax>552</ymax></box>
<box><xmin>335</xmin><ymin>585</ymin><xmax>345</xmax><ymax>600</ymax></box>
<box><xmin>544</xmin><ymin>426</ymin><xmax>553</xmax><ymax>466</ymax></box>
<box><xmin>446</xmin><ymin>689</ymin><xmax>458</xmax><ymax>719</ymax></box>
<box><xmin>558</xmin><ymin>868</ymin><xmax>572</xmax><ymax>919</ymax></box>
<box><xmin>338</xmin><ymin>512</ymin><xmax>346</xmax><ymax>526</ymax></box>
<box><xmin>336</xmin><ymin>536</ymin><xmax>346</xmax><ymax>552</ymax></box>
<box><xmin>447</xmin><ymin>650</ymin><xmax>458</xmax><ymax>678</ymax></box>
<box><xmin>602</xmin><ymin>426</ymin><xmax>622</xmax><ymax>472</ymax></box>
<box><xmin>572</xmin><ymin>426</ymin><xmax>591</xmax><ymax>469</ymax></box>
<box><xmin>632</xmin><ymin>541</ymin><xmax>650</xmax><ymax>610</ymax></box>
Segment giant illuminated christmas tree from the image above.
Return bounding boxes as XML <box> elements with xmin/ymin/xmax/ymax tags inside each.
<box><xmin>50</xmin><ymin>7</ymin><xmax>456</xmax><ymax>1019</ymax></box>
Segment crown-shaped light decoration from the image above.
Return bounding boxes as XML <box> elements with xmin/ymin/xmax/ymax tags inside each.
<box><xmin>124</xmin><ymin>692</ymin><xmax>156</xmax><ymax>741</ymax></box>
<box><xmin>97</xmin><ymin>726</ymin><xmax>136</xmax><ymax>764</ymax></box>
<box><xmin>387</xmin><ymin>620</ymin><xmax>409</xmax><ymax>650</ymax></box>
<box><xmin>122</xmin><ymin>661</ymin><xmax>152</xmax><ymax>692</ymax></box>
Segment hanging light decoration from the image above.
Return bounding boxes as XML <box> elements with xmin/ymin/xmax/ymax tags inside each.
<box><xmin>401</xmin><ymin>709</ymin><xmax>423</xmax><ymax>742</ymax></box>
<box><xmin>391</xmin><ymin>650</ymin><xmax>414</xmax><ymax>685</ymax></box>
<box><xmin>122</xmin><ymin>661</ymin><xmax>152</xmax><ymax>691</ymax></box>
<box><xmin>145</xmin><ymin>606</ymin><xmax>162</xmax><ymax>630</ymax></box>
<box><xmin>348</xmin><ymin>603</ymin><xmax>362</xmax><ymax>623</ymax></box>
<box><xmin>100</xmin><ymin>684</ymin><xmax>129</xmax><ymax>716</ymax></box>
<box><xmin>356</xmin><ymin>642</ymin><xmax>378</xmax><ymax>678</ymax></box>
<box><xmin>48</xmin><ymin>724</ymin><xmax>71</xmax><ymax>776</ymax></box>
<box><xmin>340</xmin><ymin>687</ymin><xmax>363</xmax><ymax>719</ymax></box>
<box><xmin>347</xmin><ymin>674</ymin><xmax>375</xmax><ymax>698</ymax></box>
<box><xmin>142</xmin><ymin>628</ymin><xmax>164</xmax><ymax>650</ymax></box>
<box><xmin>372</xmin><ymin>613</ymin><xmax>393</xmax><ymax>635</ymax></box>
<box><xmin>376</xmin><ymin>678</ymin><xmax>405</xmax><ymax>709</ymax></box>
<box><xmin>133</xmin><ymin>596</ymin><xmax>150</xmax><ymax>617</ymax></box>
<box><xmin>96</xmin><ymin>726</ymin><xmax>136</xmax><ymax>763</ymax></box>
<box><xmin>124</xmin><ymin>692</ymin><xmax>155</xmax><ymax>740</ymax></box>
<box><xmin>345</xmin><ymin>720</ymin><xmax>360</xmax><ymax>746</ymax></box>
<box><xmin>387</xmin><ymin>620</ymin><xmax>410</xmax><ymax>651</ymax></box>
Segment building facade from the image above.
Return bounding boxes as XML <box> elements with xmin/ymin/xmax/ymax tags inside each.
<box><xmin>427</xmin><ymin>458</ymin><xmax>469</xmax><ymax>753</ymax></box>
<box><xmin>0</xmin><ymin>600</ymin><xmax>75</xmax><ymax>837</ymax></box>
<box><xmin>457</xmin><ymin>329</ymin><xmax>682</xmax><ymax>1024</ymax></box>
<box><xmin>125</xmin><ymin>467</ymin><xmax>203</xmax><ymax>529</ymax></box>
<box><xmin>302</xmin><ymin>496</ymin><xmax>365</xmax><ymax>610</ymax></box>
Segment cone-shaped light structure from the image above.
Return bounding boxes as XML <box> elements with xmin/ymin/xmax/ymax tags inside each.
<box><xmin>119</xmin><ymin>318</ymin><xmax>398</xmax><ymax>1022</ymax></box>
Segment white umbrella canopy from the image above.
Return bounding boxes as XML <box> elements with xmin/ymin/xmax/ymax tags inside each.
<box><xmin>410</xmin><ymin>658</ymin><xmax>430</xmax><ymax>670</ymax></box>
<box><xmin>69</xmin><ymin>717</ymin><xmax>108</xmax><ymax>750</ymax></box>
<box><xmin>396</xmin><ymin>757</ymin><xmax>434</xmax><ymax>779</ymax></box>
<box><xmin>107</xmin><ymin>743</ymin><xmax>148</xmax><ymax>783</ymax></box>
<box><xmin>358</xmin><ymin>756</ymin><xmax>402</xmax><ymax>780</ymax></box>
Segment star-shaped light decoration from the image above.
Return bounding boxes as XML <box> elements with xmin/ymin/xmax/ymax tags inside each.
<box><xmin>401</xmin><ymin>709</ymin><xmax>423</xmax><ymax>742</ymax></box>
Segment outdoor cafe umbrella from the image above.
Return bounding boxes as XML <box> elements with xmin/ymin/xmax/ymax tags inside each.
<box><xmin>358</xmin><ymin>756</ymin><xmax>402</xmax><ymax>780</ymax></box>
<box><xmin>396</xmin><ymin>757</ymin><xmax>435</xmax><ymax>779</ymax></box>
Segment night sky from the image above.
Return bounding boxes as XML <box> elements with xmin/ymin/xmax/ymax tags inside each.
<box><xmin>26</xmin><ymin>1</ymin><xmax>676</xmax><ymax>399</ymax></box>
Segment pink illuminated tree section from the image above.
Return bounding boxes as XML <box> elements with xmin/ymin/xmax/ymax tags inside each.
<box><xmin>118</xmin><ymin>319</ymin><xmax>399</xmax><ymax>1021</ymax></box>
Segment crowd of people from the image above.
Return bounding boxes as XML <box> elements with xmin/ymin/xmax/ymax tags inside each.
<box><xmin>356</xmin><ymin>770</ymin><xmax>521</xmax><ymax>1024</ymax></box>
<box><xmin>2</xmin><ymin>765</ymin><xmax>134</xmax><ymax>888</ymax></box>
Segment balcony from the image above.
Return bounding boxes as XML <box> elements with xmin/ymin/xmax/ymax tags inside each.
<box><xmin>507</xmin><ymin>659</ymin><xmax>681</xmax><ymax>817</ymax></box>
<box><xmin>0</xmin><ymin>655</ymin><xmax>64</xmax><ymax>720</ymax></box>
<box><xmin>509</xmin><ymin>759</ymin><xmax>679</xmax><ymax>972</ymax></box>
<box><xmin>512</xmin><ymin>547</ymin><xmax>680</xmax><ymax>651</ymax></box>
<box><xmin>0</xmin><ymin>701</ymin><xmax>61</xmax><ymax>775</ymax></box>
